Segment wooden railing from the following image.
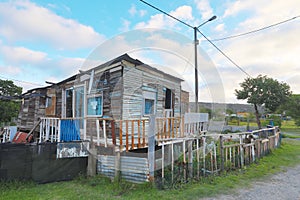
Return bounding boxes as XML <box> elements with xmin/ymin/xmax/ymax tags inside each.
<box><xmin>1</xmin><ymin>127</ymin><xmax>10</xmax><ymax>143</ymax></box>
<box><xmin>39</xmin><ymin>117</ymin><xmax>61</xmax><ymax>143</ymax></box>
<box><xmin>115</xmin><ymin>119</ymin><xmax>148</xmax><ymax>151</ymax></box>
<box><xmin>156</xmin><ymin>117</ymin><xmax>183</xmax><ymax>139</ymax></box>
<box><xmin>37</xmin><ymin>114</ymin><xmax>209</xmax><ymax>151</ymax></box>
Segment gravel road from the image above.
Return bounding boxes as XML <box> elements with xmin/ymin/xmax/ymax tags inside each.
<box><xmin>202</xmin><ymin>164</ymin><xmax>300</xmax><ymax>200</ymax></box>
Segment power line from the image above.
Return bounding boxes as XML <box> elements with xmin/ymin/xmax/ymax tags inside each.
<box><xmin>197</xmin><ymin>30</ymin><xmax>252</xmax><ymax>77</ymax></box>
<box><xmin>139</xmin><ymin>0</ymin><xmax>194</xmax><ymax>29</ymax></box>
<box><xmin>139</xmin><ymin>0</ymin><xmax>252</xmax><ymax>77</ymax></box>
<box><xmin>0</xmin><ymin>75</ymin><xmax>43</xmax><ymax>87</ymax></box>
<box><xmin>211</xmin><ymin>15</ymin><xmax>300</xmax><ymax>42</ymax></box>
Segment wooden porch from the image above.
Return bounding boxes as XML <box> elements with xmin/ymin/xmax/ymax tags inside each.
<box><xmin>35</xmin><ymin>113</ymin><xmax>208</xmax><ymax>152</ymax></box>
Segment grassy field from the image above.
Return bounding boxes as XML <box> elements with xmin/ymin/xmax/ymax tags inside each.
<box><xmin>1</xmin><ymin>137</ymin><xmax>300</xmax><ymax>200</ymax></box>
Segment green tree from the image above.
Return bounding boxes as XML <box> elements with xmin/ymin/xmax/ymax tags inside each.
<box><xmin>279</xmin><ymin>94</ymin><xmax>300</xmax><ymax>126</ymax></box>
<box><xmin>235</xmin><ymin>75</ymin><xmax>291</xmax><ymax>129</ymax></box>
<box><xmin>199</xmin><ymin>107</ymin><xmax>212</xmax><ymax>119</ymax></box>
<box><xmin>0</xmin><ymin>79</ymin><xmax>22</xmax><ymax>125</ymax></box>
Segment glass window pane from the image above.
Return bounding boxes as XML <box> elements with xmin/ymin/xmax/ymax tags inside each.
<box><xmin>66</xmin><ymin>89</ymin><xmax>73</xmax><ymax>117</ymax></box>
<box><xmin>87</xmin><ymin>96</ymin><xmax>102</xmax><ymax>116</ymax></box>
<box><xmin>145</xmin><ymin>99</ymin><xmax>154</xmax><ymax>115</ymax></box>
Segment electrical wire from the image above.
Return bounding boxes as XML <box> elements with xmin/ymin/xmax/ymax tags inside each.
<box><xmin>211</xmin><ymin>15</ymin><xmax>300</xmax><ymax>42</ymax></box>
<box><xmin>0</xmin><ymin>75</ymin><xmax>43</xmax><ymax>86</ymax></box>
<box><xmin>139</xmin><ymin>0</ymin><xmax>194</xmax><ymax>29</ymax></box>
<box><xmin>139</xmin><ymin>0</ymin><xmax>252</xmax><ymax>77</ymax></box>
<box><xmin>197</xmin><ymin>29</ymin><xmax>252</xmax><ymax>77</ymax></box>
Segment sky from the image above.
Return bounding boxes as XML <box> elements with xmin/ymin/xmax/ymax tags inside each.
<box><xmin>0</xmin><ymin>0</ymin><xmax>299</xmax><ymax>103</ymax></box>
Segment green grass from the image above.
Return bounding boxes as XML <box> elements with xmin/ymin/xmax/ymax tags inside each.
<box><xmin>280</xmin><ymin>120</ymin><xmax>300</xmax><ymax>138</ymax></box>
<box><xmin>1</xmin><ymin>139</ymin><xmax>300</xmax><ymax>200</ymax></box>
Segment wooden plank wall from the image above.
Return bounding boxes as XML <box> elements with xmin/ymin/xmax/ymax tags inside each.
<box><xmin>17</xmin><ymin>89</ymin><xmax>47</xmax><ymax>132</ymax></box>
<box><xmin>122</xmin><ymin>63</ymin><xmax>182</xmax><ymax>119</ymax></box>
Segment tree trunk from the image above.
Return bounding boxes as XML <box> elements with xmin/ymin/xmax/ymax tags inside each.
<box><xmin>254</xmin><ymin>104</ymin><xmax>261</xmax><ymax>129</ymax></box>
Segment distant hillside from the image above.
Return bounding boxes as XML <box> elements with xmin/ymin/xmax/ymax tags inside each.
<box><xmin>190</xmin><ymin>102</ymin><xmax>265</xmax><ymax>113</ymax></box>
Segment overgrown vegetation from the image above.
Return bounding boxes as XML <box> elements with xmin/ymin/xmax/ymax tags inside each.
<box><xmin>1</xmin><ymin>138</ymin><xmax>300</xmax><ymax>200</ymax></box>
<box><xmin>0</xmin><ymin>79</ymin><xmax>22</xmax><ymax>126</ymax></box>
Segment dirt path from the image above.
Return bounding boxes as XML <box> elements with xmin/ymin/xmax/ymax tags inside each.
<box><xmin>202</xmin><ymin>164</ymin><xmax>300</xmax><ymax>200</ymax></box>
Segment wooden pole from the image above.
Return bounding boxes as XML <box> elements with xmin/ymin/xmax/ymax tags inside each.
<box><xmin>111</xmin><ymin>120</ymin><xmax>116</xmax><ymax>145</ymax></box>
<box><xmin>203</xmin><ymin>136</ymin><xmax>206</xmax><ymax>174</ymax></box>
<box><xmin>219</xmin><ymin>135</ymin><xmax>224</xmax><ymax>172</ymax></box>
<box><xmin>103</xmin><ymin>120</ymin><xmax>107</xmax><ymax>148</ymax></box>
<box><xmin>119</xmin><ymin>121</ymin><xmax>123</xmax><ymax>147</ymax></box>
<box><xmin>162</xmin><ymin>141</ymin><xmax>165</xmax><ymax>179</ymax></box>
<box><xmin>142</xmin><ymin>120</ymin><xmax>146</xmax><ymax>147</ymax></box>
<box><xmin>131</xmin><ymin>120</ymin><xmax>134</xmax><ymax>150</ymax></box>
<box><xmin>96</xmin><ymin>119</ymin><xmax>100</xmax><ymax>145</ymax></box>
<box><xmin>138</xmin><ymin>120</ymin><xmax>141</xmax><ymax>148</ymax></box>
<box><xmin>188</xmin><ymin>139</ymin><xmax>193</xmax><ymax>178</ymax></box>
<box><xmin>126</xmin><ymin>121</ymin><xmax>129</xmax><ymax>152</ymax></box>
<box><xmin>240</xmin><ymin>135</ymin><xmax>244</xmax><ymax>168</ymax></box>
<box><xmin>114</xmin><ymin>145</ymin><xmax>121</xmax><ymax>182</ymax></box>
<box><xmin>148</xmin><ymin>115</ymin><xmax>155</xmax><ymax>182</ymax></box>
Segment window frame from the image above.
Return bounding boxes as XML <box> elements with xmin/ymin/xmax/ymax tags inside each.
<box><xmin>142</xmin><ymin>90</ymin><xmax>156</xmax><ymax>116</ymax></box>
<box><xmin>86</xmin><ymin>93</ymin><xmax>103</xmax><ymax>117</ymax></box>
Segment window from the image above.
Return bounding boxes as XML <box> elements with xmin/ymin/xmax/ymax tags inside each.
<box><xmin>165</xmin><ymin>88</ymin><xmax>172</xmax><ymax>109</ymax></box>
<box><xmin>143</xmin><ymin>90</ymin><xmax>156</xmax><ymax>116</ymax></box>
<box><xmin>65</xmin><ymin>88</ymin><xmax>73</xmax><ymax>118</ymax></box>
<box><xmin>144</xmin><ymin>99</ymin><xmax>154</xmax><ymax>115</ymax></box>
<box><xmin>46</xmin><ymin>97</ymin><xmax>52</xmax><ymax>108</ymax></box>
<box><xmin>87</xmin><ymin>95</ymin><xmax>103</xmax><ymax>116</ymax></box>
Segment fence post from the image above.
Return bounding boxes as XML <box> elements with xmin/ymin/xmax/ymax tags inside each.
<box><xmin>111</xmin><ymin>120</ymin><xmax>116</xmax><ymax>145</ymax></box>
<box><xmin>202</xmin><ymin>136</ymin><xmax>206</xmax><ymax>175</ymax></box>
<box><xmin>114</xmin><ymin>145</ymin><xmax>121</xmax><ymax>182</ymax></box>
<box><xmin>188</xmin><ymin>139</ymin><xmax>193</xmax><ymax>178</ymax></box>
<box><xmin>239</xmin><ymin>135</ymin><xmax>244</xmax><ymax>168</ymax></box>
<box><xmin>103</xmin><ymin>120</ymin><xmax>107</xmax><ymax>148</ymax></box>
<box><xmin>87</xmin><ymin>141</ymin><xmax>96</xmax><ymax>177</ymax></box>
<box><xmin>96</xmin><ymin>119</ymin><xmax>100</xmax><ymax>146</ymax></box>
<box><xmin>219</xmin><ymin>135</ymin><xmax>224</xmax><ymax>172</ymax></box>
<box><xmin>148</xmin><ymin>115</ymin><xmax>155</xmax><ymax>182</ymax></box>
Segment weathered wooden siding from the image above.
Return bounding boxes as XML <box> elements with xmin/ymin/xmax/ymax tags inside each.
<box><xmin>17</xmin><ymin>88</ymin><xmax>47</xmax><ymax>132</ymax></box>
<box><xmin>181</xmin><ymin>90</ymin><xmax>189</xmax><ymax>114</ymax></box>
<box><xmin>82</xmin><ymin>66</ymin><xmax>123</xmax><ymax>139</ymax></box>
<box><xmin>122</xmin><ymin>62</ymin><xmax>182</xmax><ymax>119</ymax></box>
<box><xmin>122</xmin><ymin>63</ymin><xmax>143</xmax><ymax>119</ymax></box>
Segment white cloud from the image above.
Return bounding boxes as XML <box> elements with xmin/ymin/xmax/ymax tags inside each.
<box><xmin>194</xmin><ymin>0</ymin><xmax>214</xmax><ymax>20</ymax></box>
<box><xmin>139</xmin><ymin>9</ymin><xmax>147</xmax><ymax>17</ymax></box>
<box><xmin>0</xmin><ymin>1</ymin><xmax>105</xmax><ymax>50</ymax></box>
<box><xmin>128</xmin><ymin>4</ymin><xmax>147</xmax><ymax>17</ymax></box>
<box><xmin>129</xmin><ymin>4</ymin><xmax>137</xmax><ymax>16</ymax></box>
<box><xmin>0</xmin><ymin>65</ymin><xmax>22</xmax><ymax>76</ymax></box>
<box><xmin>135</xmin><ymin>5</ymin><xmax>193</xmax><ymax>29</ymax></box>
<box><xmin>223</xmin><ymin>1</ymin><xmax>250</xmax><ymax>18</ymax></box>
<box><xmin>135</xmin><ymin>14</ymin><xmax>166</xmax><ymax>29</ymax></box>
<box><xmin>0</xmin><ymin>43</ymin><xmax>85</xmax><ymax>92</ymax></box>
<box><xmin>214</xmin><ymin>23</ymin><xmax>225</xmax><ymax>32</ymax></box>
<box><xmin>170</xmin><ymin>5</ymin><xmax>194</xmax><ymax>21</ymax></box>
<box><xmin>0</xmin><ymin>45</ymin><xmax>47</xmax><ymax>65</ymax></box>
<box><xmin>119</xmin><ymin>19</ymin><xmax>131</xmax><ymax>32</ymax></box>
<box><xmin>207</xmin><ymin>0</ymin><xmax>300</xmax><ymax>102</ymax></box>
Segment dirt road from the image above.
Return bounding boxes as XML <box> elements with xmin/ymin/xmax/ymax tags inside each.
<box><xmin>202</xmin><ymin>164</ymin><xmax>300</xmax><ymax>200</ymax></box>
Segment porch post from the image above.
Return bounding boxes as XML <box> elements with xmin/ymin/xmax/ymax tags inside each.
<box><xmin>148</xmin><ymin>115</ymin><xmax>155</xmax><ymax>182</ymax></box>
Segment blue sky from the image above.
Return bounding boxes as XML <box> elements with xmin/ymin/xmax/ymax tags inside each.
<box><xmin>0</xmin><ymin>0</ymin><xmax>299</xmax><ymax>103</ymax></box>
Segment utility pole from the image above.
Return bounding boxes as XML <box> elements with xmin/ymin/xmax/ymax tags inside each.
<box><xmin>194</xmin><ymin>27</ymin><xmax>199</xmax><ymax>112</ymax></box>
<box><xmin>139</xmin><ymin>0</ymin><xmax>216</xmax><ymax>113</ymax></box>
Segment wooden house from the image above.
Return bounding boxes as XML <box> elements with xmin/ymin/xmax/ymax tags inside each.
<box><xmin>17</xmin><ymin>54</ymin><xmax>188</xmax><ymax>141</ymax></box>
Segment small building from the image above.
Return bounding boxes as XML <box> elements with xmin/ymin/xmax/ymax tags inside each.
<box><xmin>18</xmin><ymin>54</ymin><xmax>188</xmax><ymax>139</ymax></box>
